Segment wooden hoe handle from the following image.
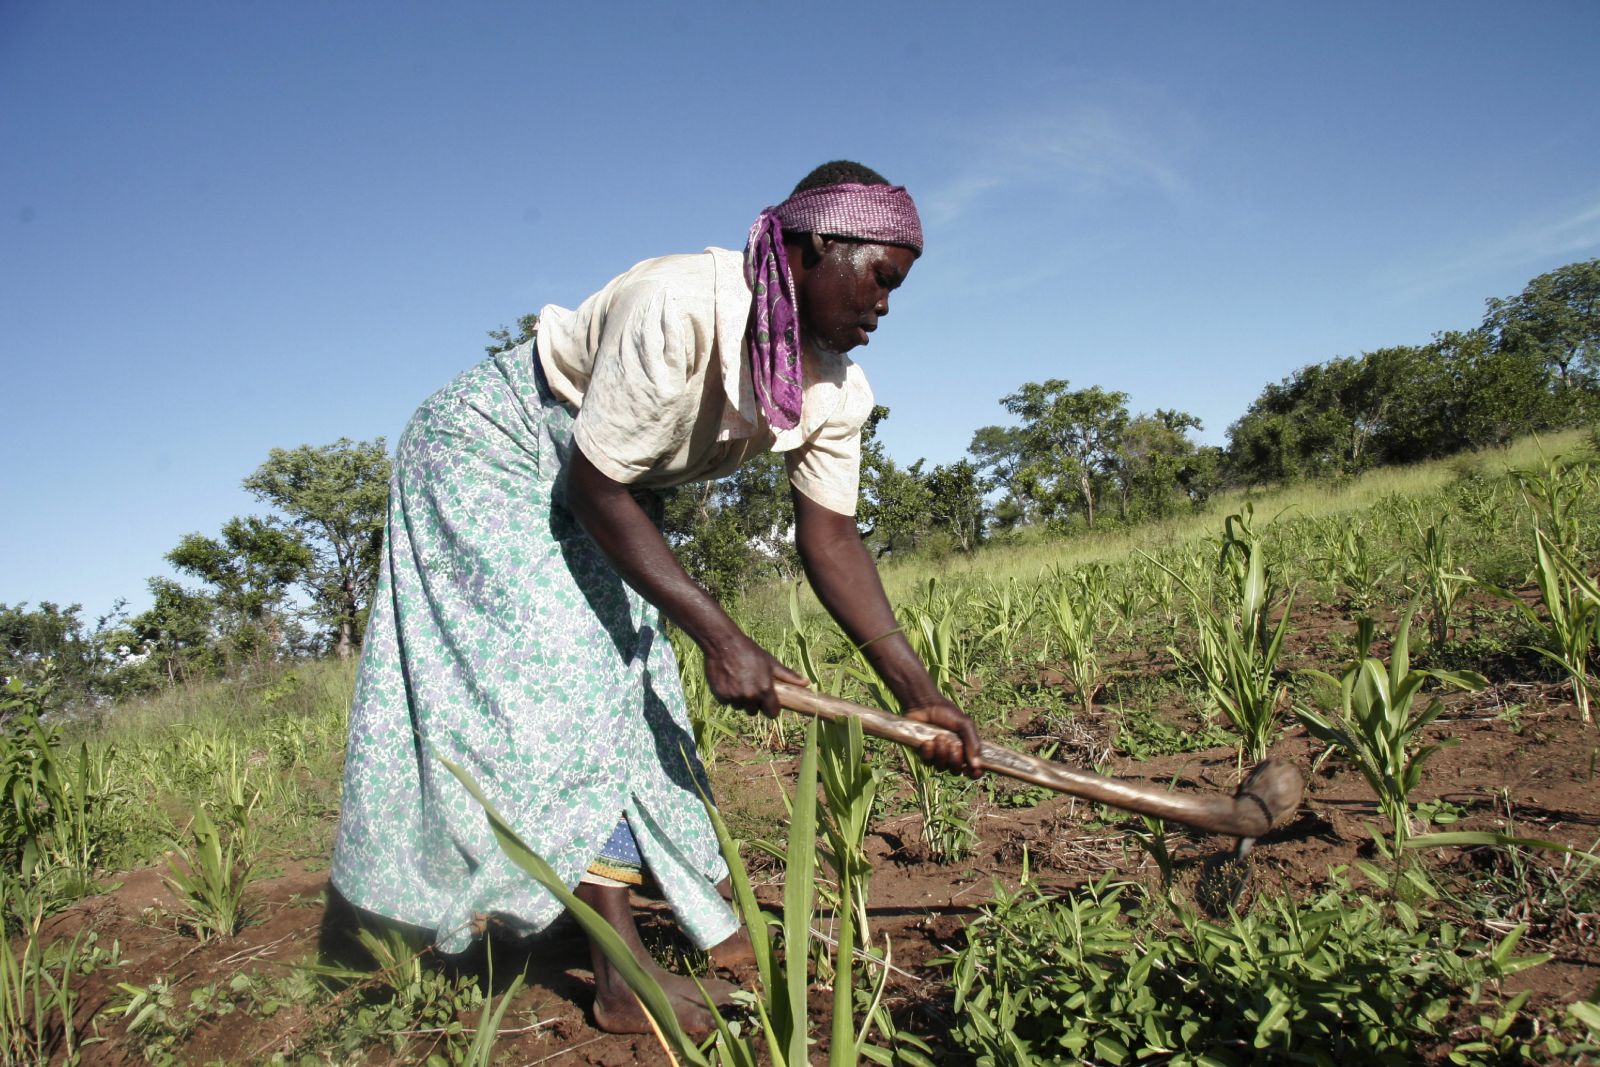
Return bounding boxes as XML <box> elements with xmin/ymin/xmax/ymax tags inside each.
<box><xmin>773</xmin><ymin>682</ymin><xmax>1304</xmax><ymax>840</ymax></box>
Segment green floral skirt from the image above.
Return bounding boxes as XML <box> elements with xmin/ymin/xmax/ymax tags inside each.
<box><xmin>331</xmin><ymin>342</ymin><xmax>734</xmax><ymax>954</ymax></box>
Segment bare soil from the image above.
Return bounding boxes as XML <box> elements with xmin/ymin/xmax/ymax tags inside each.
<box><xmin>35</xmin><ymin>614</ymin><xmax>1600</xmax><ymax>1064</ymax></box>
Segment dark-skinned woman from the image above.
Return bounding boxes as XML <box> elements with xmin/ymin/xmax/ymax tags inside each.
<box><xmin>331</xmin><ymin>160</ymin><xmax>982</xmax><ymax>1035</ymax></box>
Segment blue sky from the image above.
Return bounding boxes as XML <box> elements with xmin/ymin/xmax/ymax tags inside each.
<box><xmin>4</xmin><ymin>1</ymin><xmax>1598</xmax><ymax>622</ymax></box>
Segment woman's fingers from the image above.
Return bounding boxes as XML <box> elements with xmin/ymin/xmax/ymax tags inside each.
<box><xmin>704</xmin><ymin>638</ymin><xmax>807</xmax><ymax>719</ymax></box>
<box><xmin>904</xmin><ymin>700</ymin><xmax>984</xmax><ymax>778</ymax></box>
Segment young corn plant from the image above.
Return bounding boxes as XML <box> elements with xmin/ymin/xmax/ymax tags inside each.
<box><xmin>1149</xmin><ymin>512</ymin><xmax>1295</xmax><ymax>763</ymax></box>
<box><xmin>899</xmin><ymin>611</ymin><xmax>979</xmax><ymax>863</ymax></box>
<box><xmin>440</xmin><ymin>719</ymin><xmax>909</xmax><ymax>1066</ymax></box>
<box><xmin>1485</xmin><ymin>527</ymin><xmax>1600</xmax><ymax>723</ymax></box>
<box><xmin>1410</xmin><ymin>522</ymin><xmax>1473</xmax><ymax>648</ymax></box>
<box><xmin>1316</xmin><ymin>516</ymin><xmax>1397</xmax><ymax>613</ymax></box>
<box><xmin>1</xmin><ymin>877</ymin><xmax>85</xmax><ymax>1067</ymax></box>
<box><xmin>976</xmin><ymin>577</ymin><xmax>1036</xmax><ymax>679</ymax></box>
<box><xmin>2</xmin><ymin>698</ymin><xmax>129</xmax><ymax>901</ymax></box>
<box><xmin>1043</xmin><ymin>579</ymin><xmax>1104</xmax><ymax>714</ymax></box>
<box><xmin>165</xmin><ymin>799</ymin><xmax>255</xmax><ymax>941</ymax></box>
<box><xmin>1511</xmin><ymin>452</ymin><xmax>1594</xmax><ymax>552</ymax></box>
<box><xmin>1296</xmin><ymin>607</ymin><xmax>1486</xmax><ymax>854</ymax></box>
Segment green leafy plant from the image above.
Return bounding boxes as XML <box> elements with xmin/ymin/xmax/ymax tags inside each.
<box><xmin>945</xmin><ymin>871</ymin><xmax>1550</xmax><ymax>1065</ymax></box>
<box><xmin>1</xmin><ymin>876</ymin><xmax>89</xmax><ymax>1067</ymax></box>
<box><xmin>1296</xmin><ymin>606</ymin><xmax>1487</xmax><ymax>853</ymax></box>
<box><xmin>1411</xmin><ymin>522</ymin><xmax>1473</xmax><ymax>647</ymax></box>
<box><xmin>1484</xmin><ymin>526</ymin><xmax>1600</xmax><ymax>723</ymax></box>
<box><xmin>976</xmin><ymin>577</ymin><xmax>1037</xmax><ymax>678</ymax></box>
<box><xmin>308</xmin><ymin>920</ymin><xmax>488</xmax><ymax>1061</ymax></box>
<box><xmin>1316</xmin><ymin>516</ymin><xmax>1397</xmax><ymax>612</ymax></box>
<box><xmin>165</xmin><ymin>800</ymin><xmax>255</xmax><ymax>941</ymax></box>
<box><xmin>1150</xmin><ymin>511</ymin><xmax>1295</xmax><ymax>762</ymax></box>
<box><xmin>1043</xmin><ymin>576</ymin><xmax>1104</xmax><ymax>714</ymax></box>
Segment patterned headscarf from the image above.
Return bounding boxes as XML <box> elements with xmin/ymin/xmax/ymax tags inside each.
<box><xmin>744</xmin><ymin>183</ymin><xmax>923</xmax><ymax>430</ymax></box>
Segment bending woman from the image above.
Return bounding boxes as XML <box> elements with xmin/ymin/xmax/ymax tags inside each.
<box><xmin>331</xmin><ymin>160</ymin><xmax>981</xmax><ymax>1034</ymax></box>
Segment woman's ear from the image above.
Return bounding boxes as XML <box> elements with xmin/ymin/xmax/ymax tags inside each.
<box><xmin>802</xmin><ymin>231</ymin><xmax>827</xmax><ymax>269</ymax></box>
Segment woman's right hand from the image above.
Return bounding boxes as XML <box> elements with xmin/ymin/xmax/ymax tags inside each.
<box><xmin>703</xmin><ymin>632</ymin><xmax>809</xmax><ymax>718</ymax></box>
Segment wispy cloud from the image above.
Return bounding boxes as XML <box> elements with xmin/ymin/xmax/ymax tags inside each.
<box><xmin>924</xmin><ymin>82</ymin><xmax>1200</xmax><ymax>227</ymax></box>
<box><xmin>1383</xmin><ymin>193</ymin><xmax>1600</xmax><ymax>303</ymax></box>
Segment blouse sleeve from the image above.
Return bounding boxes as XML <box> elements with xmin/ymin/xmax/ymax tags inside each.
<box><xmin>571</xmin><ymin>285</ymin><xmax>704</xmax><ymax>484</ymax></box>
<box><xmin>784</xmin><ymin>368</ymin><xmax>874</xmax><ymax>516</ymax></box>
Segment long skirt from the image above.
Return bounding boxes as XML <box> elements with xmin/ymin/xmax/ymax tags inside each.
<box><xmin>330</xmin><ymin>342</ymin><xmax>735</xmax><ymax>954</ymax></box>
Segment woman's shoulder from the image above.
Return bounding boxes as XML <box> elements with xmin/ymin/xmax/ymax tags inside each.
<box><xmin>606</xmin><ymin>248</ymin><xmax>741</xmax><ymax>305</ymax></box>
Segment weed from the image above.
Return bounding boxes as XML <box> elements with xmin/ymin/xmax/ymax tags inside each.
<box><xmin>945</xmin><ymin>871</ymin><xmax>1553</xmax><ymax>1064</ymax></box>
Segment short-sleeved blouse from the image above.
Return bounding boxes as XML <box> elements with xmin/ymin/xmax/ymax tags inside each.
<box><xmin>535</xmin><ymin>247</ymin><xmax>875</xmax><ymax>515</ymax></box>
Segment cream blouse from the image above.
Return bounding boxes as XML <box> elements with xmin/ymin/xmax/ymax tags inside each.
<box><xmin>535</xmin><ymin>247</ymin><xmax>874</xmax><ymax>516</ymax></box>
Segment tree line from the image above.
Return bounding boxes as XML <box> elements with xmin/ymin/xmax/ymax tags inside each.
<box><xmin>5</xmin><ymin>259</ymin><xmax>1595</xmax><ymax>714</ymax></box>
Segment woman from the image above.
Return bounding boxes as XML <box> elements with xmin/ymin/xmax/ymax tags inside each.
<box><xmin>331</xmin><ymin>160</ymin><xmax>982</xmax><ymax>1034</ymax></box>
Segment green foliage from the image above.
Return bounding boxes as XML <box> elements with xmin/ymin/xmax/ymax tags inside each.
<box><xmin>978</xmin><ymin>379</ymin><xmax>1133</xmax><ymax>529</ymax></box>
<box><xmin>1043</xmin><ymin>570</ymin><xmax>1105</xmax><ymax>713</ymax></box>
<box><xmin>1112</xmin><ymin>706</ymin><xmax>1233</xmax><ymax>760</ymax></box>
<box><xmin>1314</xmin><ymin>515</ymin><xmax>1397</xmax><ymax>612</ymax></box>
<box><xmin>1410</xmin><ymin>522</ymin><xmax>1473</xmax><ymax>647</ymax></box>
<box><xmin>1</xmin><ymin>679</ymin><xmax>132</xmax><ymax>901</ymax></box>
<box><xmin>1296</xmin><ymin>607</ymin><xmax>1487</xmax><ymax>852</ymax></box>
<box><xmin>165</xmin><ymin>796</ymin><xmax>257</xmax><ymax>942</ymax></box>
<box><xmin>946</xmin><ymin>872</ymin><xmax>1550</xmax><ymax>1066</ymax></box>
<box><xmin>307</xmin><ymin>921</ymin><xmax>490</xmax><ymax>1062</ymax></box>
<box><xmin>1</xmin><ymin>876</ymin><xmax>98</xmax><ymax>1066</ymax></box>
<box><xmin>665</xmin><ymin>450</ymin><xmax>798</xmax><ymax>600</ymax></box>
<box><xmin>166</xmin><ymin>515</ymin><xmax>313</xmax><ymax>670</ymax></box>
<box><xmin>1225</xmin><ymin>317</ymin><xmax>1586</xmax><ymax>486</ymax></box>
<box><xmin>1482</xmin><ymin>257</ymin><xmax>1600</xmax><ymax>394</ymax></box>
<box><xmin>242</xmin><ymin>437</ymin><xmax>391</xmax><ymax>659</ymax></box>
<box><xmin>1485</xmin><ymin>525</ymin><xmax>1600</xmax><ymax>723</ymax></box>
<box><xmin>1156</xmin><ymin>510</ymin><xmax>1294</xmax><ymax>762</ymax></box>
<box><xmin>484</xmin><ymin>311</ymin><xmax>539</xmax><ymax>355</ymax></box>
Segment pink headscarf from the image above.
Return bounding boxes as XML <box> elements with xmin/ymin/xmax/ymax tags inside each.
<box><xmin>744</xmin><ymin>183</ymin><xmax>923</xmax><ymax>430</ymax></box>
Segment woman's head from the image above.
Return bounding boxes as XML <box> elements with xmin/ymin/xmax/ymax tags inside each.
<box><xmin>744</xmin><ymin>161</ymin><xmax>922</xmax><ymax>427</ymax></box>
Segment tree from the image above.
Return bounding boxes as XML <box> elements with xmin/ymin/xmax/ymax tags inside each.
<box><xmin>1483</xmin><ymin>258</ymin><xmax>1600</xmax><ymax>394</ymax></box>
<box><xmin>120</xmin><ymin>578</ymin><xmax>218</xmax><ymax>688</ymax></box>
<box><xmin>855</xmin><ymin>406</ymin><xmax>931</xmax><ymax>557</ymax></box>
<box><xmin>995</xmin><ymin>380</ymin><xmax>1130</xmax><ymax>529</ymax></box>
<box><xmin>968</xmin><ymin>424</ymin><xmax>1029</xmax><ymax>523</ymax></box>
<box><xmin>1113</xmin><ymin>409</ymin><xmax>1206</xmax><ymax>521</ymax></box>
<box><xmin>663</xmin><ymin>451</ymin><xmax>797</xmax><ymax>600</ymax></box>
<box><xmin>167</xmin><ymin>516</ymin><xmax>312</xmax><ymax>670</ymax></box>
<box><xmin>243</xmin><ymin>438</ymin><xmax>391</xmax><ymax>658</ymax></box>
<box><xmin>486</xmin><ymin>312</ymin><xmax>540</xmax><ymax>355</ymax></box>
<box><xmin>923</xmin><ymin>459</ymin><xmax>987</xmax><ymax>553</ymax></box>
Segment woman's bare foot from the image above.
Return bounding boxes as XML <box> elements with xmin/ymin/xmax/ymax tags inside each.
<box><xmin>575</xmin><ymin>881</ymin><xmax>737</xmax><ymax>1035</ymax></box>
<box><xmin>589</xmin><ymin>950</ymin><xmax>736</xmax><ymax>1034</ymax></box>
<box><xmin>707</xmin><ymin>926</ymin><xmax>756</xmax><ymax>971</ymax></box>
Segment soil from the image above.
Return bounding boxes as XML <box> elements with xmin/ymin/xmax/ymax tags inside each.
<box><xmin>28</xmin><ymin>612</ymin><xmax>1600</xmax><ymax>1065</ymax></box>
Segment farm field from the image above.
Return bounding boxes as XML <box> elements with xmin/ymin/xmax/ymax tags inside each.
<box><xmin>6</xmin><ymin>434</ymin><xmax>1600</xmax><ymax>1065</ymax></box>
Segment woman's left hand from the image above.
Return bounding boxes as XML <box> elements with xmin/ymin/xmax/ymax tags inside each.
<box><xmin>901</xmin><ymin>698</ymin><xmax>984</xmax><ymax>778</ymax></box>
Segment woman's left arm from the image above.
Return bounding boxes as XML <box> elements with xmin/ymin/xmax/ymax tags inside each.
<box><xmin>791</xmin><ymin>488</ymin><xmax>983</xmax><ymax>776</ymax></box>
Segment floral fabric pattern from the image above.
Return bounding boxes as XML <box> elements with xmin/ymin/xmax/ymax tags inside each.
<box><xmin>331</xmin><ymin>343</ymin><xmax>735</xmax><ymax>955</ymax></box>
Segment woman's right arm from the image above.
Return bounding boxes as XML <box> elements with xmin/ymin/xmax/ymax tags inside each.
<box><xmin>564</xmin><ymin>448</ymin><xmax>807</xmax><ymax>717</ymax></box>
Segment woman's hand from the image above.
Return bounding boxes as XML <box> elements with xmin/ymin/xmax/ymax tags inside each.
<box><xmin>703</xmin><ymin>633</ymin><xmax>809</xmax><ymax>719</ymax></box>
<box><xmin>902</xmin><ymin>697</ymin><xmax>984</xmax><ymax>778</ymax></box>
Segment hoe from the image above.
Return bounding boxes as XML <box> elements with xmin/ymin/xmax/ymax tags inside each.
<box><xmin>775</xmin><ymin>682</ymin><xmax>1304</xmax><ymax>857</ymax></box>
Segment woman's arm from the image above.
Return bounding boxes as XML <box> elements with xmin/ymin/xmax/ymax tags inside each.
<box><xmin>791</xmin><ymin>488</ymin><xmax>983</xmax><ymax>776</ymax></box>
<box><xmin>565</xmin><ymin>448</ymin><xmax>807</xmax><ymax>718</ymax></box>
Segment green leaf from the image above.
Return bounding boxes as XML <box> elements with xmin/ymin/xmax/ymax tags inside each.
<box><xmin>433</xmin><ymin>751</ymin><xmax>712</xmax><ymax>1065</ymax></box>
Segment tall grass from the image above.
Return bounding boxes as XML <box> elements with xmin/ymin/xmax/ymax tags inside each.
<box><xmin>775</xmin><ymin>430</ymin><xmax>1590</xmax><ymax>631</ymax></box>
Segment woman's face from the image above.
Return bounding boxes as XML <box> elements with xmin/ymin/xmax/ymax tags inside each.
<box><xmin>793</xmin><ymin>239</ymin><xmax>916</xmax><ymax>355</ymax></box>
